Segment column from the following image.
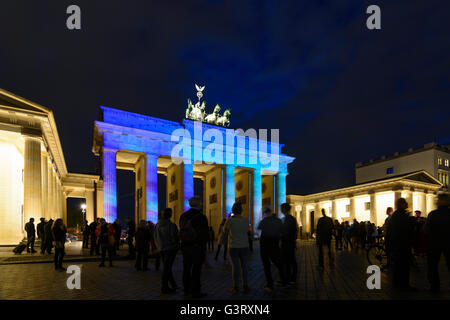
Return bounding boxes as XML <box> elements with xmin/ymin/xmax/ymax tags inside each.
<box><xmin>41</xmin><ymin>152</ymin><xmax>48</xmax><ymax>219</ymax></box>
<box><xmin>252</xmin><ymin>168</ymin><xmax>262</xmax><ymax>233</ymax></box>
<box><xmin>102</xmin><ymin>148</ymin><xmax>117</xmax><ymax>223</ymax></box>
<box><xmin>277</xmin><ymin>172</ymin><xmax>287</xmax><ymax>216</ymax></box>
<box><xmin>224</xmin><ymin>165</ymin><xmax>235</xmax><ymax>215</ymax></box>
<box><xmin>331</xmin><ymin>199</ymin><xmax>337</xmax><ymax>220</ymax></box>
<box><xmin>182</xmin><ymin>162</ymin><xmax>194</xmax><ymax>213</ymax></box>
<box><xmin>86</xmin><ymin>190</ymin><xmax>95</xmax><ymax>223</ymax></box>
<box><xmin>394</xmin><ymin>190</ymin><xmax>402</xmax><ymax>209</ymax></box>
<box><xmin>47</xmin><ymin>161</ymin><xmax>54</xmax><ymax>219</ymax></box>
<box><xmin>419</xmin><ymin>192</ymin><xmax>427</xmax><ymax>216</ymax></box>
<box><xmin>145</xmin><ymin>154</ymin><xmax>158</xmax><ymax>223</ymax></box>
<box><xmin>370</xmin><ymin>192</ymin><xmax>377</xmax><ymax>224</ymax></box>
<box><xmin>62</xmin><ymin>192</ymin><xmax>67</xmax><ymax>224</ymax></box>
<box><xmin>349</xmin><ymin>196</ymin><xmax>355</xmax><ymax>220</ymax></box>
<box><xmin>314</xmin><ymin>202</ymin><xmax>320</xmax><ymax>231</ymax></box>
<box><xmin>404</xmin><ymin>190</ymin><xmax>413</xmax><ymax>211</ymax></box>
<box><xmin>23</xmin><ymin>137</ymin><xmax>42</xmax><ymax>224</ymax></box>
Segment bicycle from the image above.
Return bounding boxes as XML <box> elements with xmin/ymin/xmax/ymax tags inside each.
<box><xmin>366</xmin><ymin>235</ymin><xmax>389</xmax><ymax>271</ymax></box>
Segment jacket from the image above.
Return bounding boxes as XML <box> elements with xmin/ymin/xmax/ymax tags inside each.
<box><xmin>96</xmin><ymin>223</ymin><xmax>115</xmax><ymax>246</ymax></box>
<box><xmin>135</xmin><ymin>226</ymin><xmax>151</xmax><ymax>253</ymax></box>
<box><xmin>179</xmin><ymin>208</ymin><xmax>209</xmax><ymax>246</ymax></box>
<box><xmin>155</xmin><ymin>218</ymin><xmax>180</xmax><ymax>252</ymax></box>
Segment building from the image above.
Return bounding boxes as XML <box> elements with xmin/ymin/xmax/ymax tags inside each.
<box><xmin>0</xmin><ymin>87</ymin><xmax>295</xmax><ymax>244</ymax></box>
<box><xmin>355</xmin><ymin>142</ymin><xmax>450</xmax><ymax>189</ymax></box>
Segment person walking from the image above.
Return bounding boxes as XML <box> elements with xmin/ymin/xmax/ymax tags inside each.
<box><xmin>44</xmin><ymin>219</ymin><xmax>54</xmax><ymax>254</ymax></box>
<box><xmin>37</xmin><ymin>218</ymin><xmax>46</xmax><ymax>254</ymax></box>
<box><xmin>125</xmin><ymin>217</ymin><xmax>136</xmax><ymax>259</ymax></box>
<box><xmin>224</xmin><ymin>202</ymin><xmax>250</xmax><ymax>294</ymax></box>
<box><xmin>385</xmin><ymin>198</ymin><xmax>415</xmax><ymax>290</ymax></box>
<box><xmin>424</xmin><ymin>193</ymin><xmax>450</xmax><ymax>293</ymax></box>
<box><xmin>89</xmin><ymin>219</ymin><xmax>100</xmax><ymax>256</ymax></box>
<box><xmin>281</xmin><ymin>203</ymin><xmax>299</xmax><ymax>284</ymax></box>
<box><xmin>316</xmin><ymin>208</ymin><xmax>334</xmax><ymax>269</ymax></box>
<box><xmin>82</xmin><ymin>220</ymin><xmax>90</xmax><ymax>249</ymax></box>
<box><xmin>24</xmin><ymin>218</ymin><xmax>36</xmax><ymax>253</ymax></box>
<box><xmin>51</xmin><ymin>219</ymin><xmax>67</xmax><ymax>271</ymax></box>
<box><xmin>135</xmin><ymin>220</ymin><xmax>151</xmax><ymax>271</ymax></box>
<box><xmin>96</xmin><ymin>218</ymin><xmax>115</xmax><ymax>267</ymax></box>
<box><xmin>155</xmin><ymin>208</ymin><xmax>180</xmax><ymax>294</ymax></box>
<box><xmin>257</xmin><ymin>206</ymin><xmax>288</xmax><ymax>292</ymax></box>
<box><xmin>179</xmin><ymin>196</ymin><xmax>209</xmax><ymax>298</ymax></box>
<box><xmin>215</xmin><ymin>218</ymin><xmax>228</xmax><ymax>261</ymax></box>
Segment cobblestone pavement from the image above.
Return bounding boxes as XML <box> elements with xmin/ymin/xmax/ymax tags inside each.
<box><xmin>0</xmin><ymin>240</ymin><xmax>449</xmax><ymax>300</ymax></box>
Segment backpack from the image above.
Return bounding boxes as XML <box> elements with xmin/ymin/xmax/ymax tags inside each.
<box><xmin>179</xmin><ymin>215</ymin><xmax>197</xmax><ymax>243</ymax></box>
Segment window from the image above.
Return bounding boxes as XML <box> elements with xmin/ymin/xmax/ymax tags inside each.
<box><xmin>386</xmin><ymin>167</ymin><xmax>394</xmax><ymax>174</ymax></box>
<box><xmin>445</xmin><ymin>159</ymin><xmax>449</xmax><ymax>167</ymax></box>
<box><xmin>438</xmin><ymin>157</ymin><xmax>443</xmax><ymax>166</ymax></box>
<box><xmin>365</xmin><ymin>202</ymin><xmax>371</xmax><ymax>210</ymax></box>
<box><xmin>438</xmin><ymin>171</ymin><xmax>449</xmax><ymax>188</ymax></box>
<box><xmin>345</xmin><ymin>204</ymin><xmax>350</xmax><ymax>212</ymax></box>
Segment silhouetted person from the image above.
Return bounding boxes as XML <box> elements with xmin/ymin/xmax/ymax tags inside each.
<box><xmin>155</xmin><ymin>208</ymin><xmax>180</xmax><ymax>294</ymax></box>
<box><xmin>179</xmin><ymin>196</ymin><xmax>209</xmax><ymax>298</ymax></box>
<box><xmin>424</xmin><ymin>193</ymin><xmax>450</xmax><ymax>293</ymax></box>
<box><xmin>148</xmin><ymin>221</ymin><xmax>160</xmax><ymax>271</ymax></box>
<box><xmin>125</xmin><ymin>217</ymin><xmax>136</xmax><ymax>259</ymax></box>
<box><xmin>82</xmin><ymin>220</ymin><xmax>89</xmax><ymax>249</ymax></box>
<box><xmin>24</xmin><ymin>218</ymin><xmax>36</xmax><ymax>253</ymax></box>
<box><xmin>281</xmin><ymin>203</ymin><xmax>299</xmax><ymax>284</ymax></box>
<box><xmin>385</xmin><ymin>198</ymin><xmax>415</xmax><ymax>290</ymax></box>
<box><xmin>224</xmin><ymin>203</ymin><xmax>250</xmax><ymax>294</ymax></box>
<box><xmin>207</xmin><ymin>226</ymin><xmax>215</xmax><ymax>252</ymax></box>
<box><xmin>247</xmin><ymin>224</ymin><xmax>254</xmax><ymax>252</ymax></box>
<box><xmin>135</xmin><ymin>220</ymin><xmax>150</xmax><ymax>271</ymax></box>
<box><xmin>215</xmin><ymin>217</ymin><xmax>228</xmax><ymax>261</ymax></box>
<box><xmin>316</xmin><ymin>208</ymin><xmax>334</xmax><ymax>268</ymax></box>
<box><xmin>51</xmin><ymin>219</ymin><xmax>67</xmax><ymax>271</ymax></box>
<box><xmin>44</xmin><ymin>219</ymin><xmax>54</xmax><ymax>254</ymax></box>
<box><xmin>257</xmin><ymin>206</ymin><xmax>287</xmax><ymax>292</ymax></box>
<box><xmin>37</xmin><ymin>218</ymin><xmax>46</xmax><ymax>254</ymax></box>
<box><xmin>97</xmin><ymin>218</ymin><xmax>115</xmax><ymax>267</ymax></box>
<box><xmin>89</xmin><ymin>219</ymin><xmax>100</xmax><ymax>256</ymax></box>
<box><xmin>113</xmin><ymin>219</ymin><xmax>121</xmax><ymax>253</ymax></box>
<box><xmin>334</xmin><ymin>220</ymin><xmax>344</xmax><ymax>250</ymax></box>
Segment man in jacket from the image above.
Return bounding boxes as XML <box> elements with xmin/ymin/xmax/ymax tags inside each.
<box><xmin>316</xmin><ymin>208</ymin><xmax>334</xmax><ymax>268</ymax></box>
<box><xmin>179</xmin><ymin>196</ymin><xmax>209</xmax><ymax>298</ymax></box>
<box><xmin>257</xmin><ymin>206</ymin><xmax>288</xmax><ymax>292</ymax></box>
<box><xmin>424</xmin><ymin>193</ymin><xmax>450</xmax><ymax>293</ymax></box>
<box><xmin>96</xmin><ymin>218</ymin><xmax>115</xmax><ymax>267</ymax></box>
<box><xmin>82</xmin><ymin>220</ymin><xmax>90</xmax><ymax>249</ymax></box>
<box><xmin>24</xmin><ymin>218</ymin><xmax>36</xmax><ymax>253</ymax></box>
<box><xmin>37</xmin><ymin>217</ymin><xmax>46</xmax><ymax>254</ymax></box>
<box><xmin>155</xmin><ymin>208</ymin><xmax>180</xmax><ymax>294</ymax></box>
<box><xmin>281</xmin><ymin>203</ymin><xmax>299</xmax><ymax>284</ymax></box>
<box><xmin>385</xmin><ymin>198</ymin><xmax>415</xmax><ymax>290</ymax></box>
<box><xmin>89</xmin><ymin>219</ymin><xmax>99</xmax><ymax>256</ymax></box>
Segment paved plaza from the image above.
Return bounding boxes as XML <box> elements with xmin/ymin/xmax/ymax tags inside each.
<box><xmin>0</xmin><ymin>241</ymin><xmax>449</xmax><ymax>300</ymax></box>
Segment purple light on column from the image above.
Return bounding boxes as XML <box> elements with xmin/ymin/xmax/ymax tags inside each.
<box><xmin>103</xmin><ymin>148</ymin><xmax>117</xmax><ymax>223</ymax></box>
<box><xmin>225</xmin><ymin>165</ymin><xmax>235</xmax><ymax>215</ymax></box>
<box><xmin>183</xmin><ymin>163</ymin><xmax>194</xmax><ymax>212</ymax></box>
<box><xmin>146</xmin><ymin>154</ymin><xmax>158</xmax><ymax>223</ymax></box>
<box><xmin>253</xmin><ymin>168</ymin><xmax>262</xmax><ymax>233</ymax></box>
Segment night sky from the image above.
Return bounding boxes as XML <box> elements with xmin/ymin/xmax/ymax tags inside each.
<box><xmin>1</xmin><ymin>1</ymin><xmax>449</xmax><ymax>199</ymax></box>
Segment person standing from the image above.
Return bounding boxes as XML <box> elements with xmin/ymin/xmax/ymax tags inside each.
<box><xmin>24</xmin><ymin>218</ymin><xmax>36</xmax><ymax>253</ymax></box>
<box><xmin>385</xmin><ymin>198</ymin><xmax>415</xmax><ymax>290</ymax></box>
<box><xmin>316</xmin><ymin>208</ymin><xmax>334</xmax><ymax>269</ymax></box>
<box><xmin>135</xmin><ymin>220</ymin><xmax>150</xmax><ymax>271</ymax></box>
<box><xmin>82</xmin><ymin>220</ymin><xmax>90</xmax><ymax>249</ymax></box>
<box><xmin>224</xmin><ymin>203</ymin><xmax>250</xmax><ymax>294</ymax></box>
<box><xmin>51</xmin><ymin>219</ymin><xmax>67</xmax><ymax>271</ymax></box>
<box><xmin>247</xmin><ymin>224</ymin><xmax>254</xmax><ymax>252</ymax></box>
<box><xmin>207</xmin><ymin>226</ymin><xmax>215</xmax><ymax>252</ymax></box>
<box><xmin>215</xmin><ymin>218</ymin><xmax>228</xmax><ymax>261</ymax></box>
<box><xmin>113</xmin><ymin>219</ymin><xmax>121</xmax><ymax>254</ymax></box>
<box><xmin>424</xmin><ymin>193</ymin><xmax>450</xmax><ymax>293</ymax></box>
<box><xmin>280</xmin><ymin>203</ymin><xmax>299</xmax><ymax>284</ymax></box>
<box><xmin>37</xmin><ymin>218</ymin><xmax>46</xmax><ymax>254</ymax></box>
<box><xmin>257</xmin><ymin>206</ymin><xmax>287</xmax><ymax>292</ymax></box>
<box><xmin>334</xmin><ymin>220</ymin><xmax>344</xmax><ymax>251</ymax></box>
<box><xmin>179</xmin><ymin>196</ymin><xmax>209</xmax><ymax>298</ymax></box>
<box><xmin>96</xmin><ymin>218</ymin><xmax>115</xmax><ymax>267</ymax></box>
<box><xmin>155</xmin><ymin>208</ymin><xmax>180</xmax><ymax>294</ymax></box>
<box><xmin>89</xmin><ymin>219</ymin><xmax>100</xmax><ymax>256</ymax></box>
<box><xmin>44</xmin><ymin>219</ymin><xmax>54</xmax><ymax>254</ymax></box>
<box><xmin>125</xmin><ymin>217</ymin><xmax>136</xmax><ymax>259</ymax></box>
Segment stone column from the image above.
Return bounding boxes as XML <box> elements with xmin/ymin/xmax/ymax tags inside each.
<box><xmin>314</xmin><ymin>202</ymin><xmax>320</xmax><ymax>231</ymax></box>
<box><xmin>145</xmin><ymin>154</ymin><xmax>158</xmax><ymax>223</ymax></box>
<box><xmin>47</xmin><ymin>161</ymin><xmax>54</xmax><ymax>219</ymax></box>
<box><xmin>331</xmin><ymin>199</ymin><xmax>337</xmax><ymax>220</ymax></box>
<box><xmin>370</xmin><ymin>192</ymin><xmax>377</xmax><ymax>224</ymax></box>
<box><xmin>277</xmin><ymin>172</ymin><xmax>287</xmax><ymax>216</ymax></box>
<box><xmin>252</xmin><ymin>168</ymin><xmax>262</xmax><ymax>233</ymax></box>
<box><xmin>224</xmin><ymin>165</ymin><xmax>236</xmax><ymax>215</ymax></box>
<box><xmin>86</xmin><ymin>190</ymin><xmax>95</xmax><ymax>223</ymax></box>
<box><xmin>394</xmin><ymin>190</ymin><xmax>402</xmax><ymax>209</ymax></box>
<box><xmin>102</xmin><ymin>147</ymin><xmax>117</xmax><ymax>223</ymax></box>
<box><xmin>41</xmin><ymin>152</ymin><xmax>48</xmax><ymax>219</ymax></box>
<box><xmin>404</xmin><ymin>190</ymin><xmax>413</xmax><ymax>211</ymax></box>
<box><xmin>62</xmin><ymin>192</ymin><xmax>67</xmax><ymax>224</ymax></box>
<box><xmin>182</xmin><ymin>162</ymin><xmax>194</xmax><ymax>213</ymax></box>
<box><xmin>349</xmin><ymin>196</ymin><xmax>355</xmax><ymax>221</ymax></box>
<box><xmin>419</xmin><ymin>192</ymin><xmax>427</xmax><ymax>216</ymax></box>
<box><xmin>23</xmin><ymin>137</ymin><xmax>42</xmax><ymax>224</ymax></box>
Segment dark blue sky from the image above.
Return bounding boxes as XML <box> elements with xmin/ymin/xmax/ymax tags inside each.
<box><xmin>1</xmin><ymin>1</ymin><xmax>449</xmax><ymax>196</ymax></box>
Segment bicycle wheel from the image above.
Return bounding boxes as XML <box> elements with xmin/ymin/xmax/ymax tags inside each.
<box><xmin>367</xmin><ymin>245</ymin><xmax>388</xmax><ymax>268</ymax></box>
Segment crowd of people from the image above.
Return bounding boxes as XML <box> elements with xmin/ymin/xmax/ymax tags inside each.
<box><xmin>22</xmin><ymin>192</ymin><xmax>450</xmax><ymax>296</ymax></box>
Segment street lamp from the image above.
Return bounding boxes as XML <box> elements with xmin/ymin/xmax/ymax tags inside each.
<box><xmin>81</xmin><ymin>203</ymin><xmax>86</xmax><ymax>222</ymax></box>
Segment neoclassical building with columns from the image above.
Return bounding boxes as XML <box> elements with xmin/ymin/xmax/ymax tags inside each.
<box><xmin>0</xmin><ymin>88</ymin><xmax>295</xmax><ymax>244</ymax></box>
<box><xmin>288</xmin><ymin>170</ymin><xmax>442</xmax><ymax>236</ymax></box>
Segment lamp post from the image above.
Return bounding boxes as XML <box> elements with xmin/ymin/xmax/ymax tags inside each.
<box><xmin>81</xmin><ymin>203</ymin><xmax>86</xmax><ymax>223</ymax></box>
